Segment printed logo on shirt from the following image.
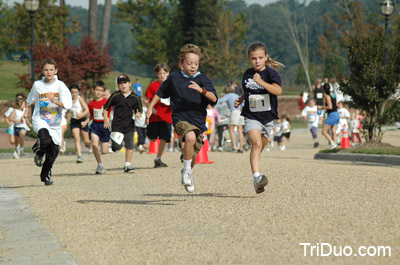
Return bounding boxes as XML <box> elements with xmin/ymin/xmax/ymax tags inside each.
<box><xmin>245</xmin><ymin>78</ymin><xmax>263</xmax><ymax>90</ymax></box>
<box><xmin>39</xmin><ymin>92</ymin><xmax>61</xmax><ymax>127</ymax></box>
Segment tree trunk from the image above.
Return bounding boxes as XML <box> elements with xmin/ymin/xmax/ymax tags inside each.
<box><xmin>100</xmin><ymin>0</ymin><xmax>112</xmax><ymax>49</ymax></box>
<box><xmin>60</xmin><ymin>0</ymin><xmax>65</xmax><ymax>6</ymax></box>
<box><xmin>88</xmin><ymin>0</ymin><xmax>98</xmax><ymax>41</ymax></box>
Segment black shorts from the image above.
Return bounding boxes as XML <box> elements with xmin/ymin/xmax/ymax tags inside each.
<box><xmin>70</xmin><ymin>118</ymin><xmax>89</xmax><ymax>132</ymax></box>
<box><xmin>282</xmin><ymin>132</ymin><xmax>291</xmax><ymax>139</ymax></box>
<box><xmin>146</xmin><ymin>121</ymin><xmax>171</xmax><ymax>142</ymax></box>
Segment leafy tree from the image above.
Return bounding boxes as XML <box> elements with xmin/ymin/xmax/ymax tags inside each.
<box><xmin>328</xmin><ymin>1</ymin><xmax>400</xmax><ymax>142</ymax></box>
<box><xmin>9</xmin><ymin>0</ymin><xmax>79</xmax><ymax>53</ymax></box>
<box><xmin>116</xmin><ymin>0</ymin><xmax>181</xmax><ymax>68</ymax></box>
<box><xmin>202</xmin><ymin>1</ymin><xmax>247</xmax><ymax>83</ymax></box>
<box><xmin>17</xmin><ymin>37</ymin><xmax>113</xmax><ymax>98</ymax></box>
<box><xmin>0</xmin><ymin>0</ymin><xmax>12</xmax><ymax>57</ymax></box>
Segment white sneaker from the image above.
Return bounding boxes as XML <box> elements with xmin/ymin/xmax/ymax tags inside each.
<box><xmin>217</xmin><ymin>146</ymin><xmax>224</xmax><ymax>152</ymax></box>
<box><xmin>138</xmin><ymin>145</ymin><xmax>145</xmax><ymax>154</ymax></box>
<box><xmin>20</xmin><ymin>148</ymin><xmax>25</xmax><ymax>156</ymax></box>
<box><xmin>181</xmin><ymin>168</ymin><xmax>195</xmax><ymax>192</ymax></box>
<box><xmin>279</xmin><ymin>145</ymin><xmax>286</xmax><ymax>151</ymax></box>
<box><xmin>108</xmin><ymin>146</ymin><xmax>113</xmax><ymax>154</ymax></box>
<box><xmin>13</xmin><ymin>151</ymin><xmax>20</xmax><ymax>159</ymax></box>
<box><xmin>329</xmin><ymin>141</ymin><xmax>338</xmax><ymax>149</ymax></box>
<box><xmin>266</xmin><ymin>147</ymin><xmax>270</xmax><ymax>152</ymax></box>
<box><xmin>181</xmin><ymin>168</ymin><xmax>192</xmax><ymax>186</ymax></box>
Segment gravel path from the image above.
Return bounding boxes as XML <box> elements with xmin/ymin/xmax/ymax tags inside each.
<box><xmin>0</xmin><ymin>130</ymin><xmax>399</xmax><ymax>264</ymax></box>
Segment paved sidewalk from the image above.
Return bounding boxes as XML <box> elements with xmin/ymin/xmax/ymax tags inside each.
<box><xmin>0</xmin><ymin>185</ymin><xmax>78</xmax><ymax>265</ymax></box>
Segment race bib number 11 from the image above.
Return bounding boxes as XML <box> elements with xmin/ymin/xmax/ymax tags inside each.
<box><xmin>249</xmin><ymin>94</ymin><xmax>271</xmax><ymax>112</ymax></box>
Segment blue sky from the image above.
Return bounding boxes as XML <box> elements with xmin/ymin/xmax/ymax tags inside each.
<box><xmin>7</xmin><ymin>0</ymin><xmax>279</xmax><ymax>9</ymax></box>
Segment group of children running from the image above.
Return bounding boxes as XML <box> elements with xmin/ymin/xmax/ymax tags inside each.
<box><xmin>9</xmin><ymin>41</ymin><xmax>287</xmax><ymax>195</ymax></box>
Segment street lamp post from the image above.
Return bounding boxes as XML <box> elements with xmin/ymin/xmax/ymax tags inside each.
<box><xmin>24</xmin><ymin>0</ymin><xmax>39</xmax><ymax>83</ymax></box>
<box><xmin>380</xmin><ymin>0</ymin><xmax>394</xmax><ymax>65</ymax></box>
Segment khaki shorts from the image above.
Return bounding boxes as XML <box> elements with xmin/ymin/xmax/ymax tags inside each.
<box><xmin>230</xmin><ymin>109</ymin><xmax>244</xmax><ymax>126</ymax></box>
<box><xmin>174</xmin><ymin>121</ymin><xmax>204</xmax><ymax>155</ymax></box>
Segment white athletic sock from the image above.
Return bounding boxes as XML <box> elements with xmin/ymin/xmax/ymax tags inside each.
<box><xmin>253</xmin><ymin>172</ymin><xmax>261</xmax><ymax>178</ymax></box>
<box><xmin>124</xmin><ymin>162</ymin><xmax>131</xmax><ymax>167</ymax></box>
<box><xmin>183</xmin><ymin>159</ymin><xmax>192</xmax><ymax>170</ymax></box>
<box><xmin>98</xmin><ymin>163</ymin><xmax>103</xmax><ymax>167</ymax></box>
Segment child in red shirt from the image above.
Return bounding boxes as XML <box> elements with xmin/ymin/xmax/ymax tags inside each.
<box><xmin>88</xmin><ymin>81</ymin><xmax>111</xmax><ymax>174</ymax></box>
<box><xmin>145</xmin><ymin>63</ymin><xmax>172</xmax><ymax>168</ymax></box>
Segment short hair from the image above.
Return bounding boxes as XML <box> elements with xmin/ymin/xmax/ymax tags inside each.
<box><xmin>41</xmin><ymin>58</ymin><xmax>57</xmax><ymax>69</ymax></box>
<box><xmin>179</xmin><ymin>43</ymin><xmax>201</xmax><ymax>63</ymax></box>
<box><xmin>154</xmin><ymin>63</ymin><xmax>170</xmax><ymax>73</ymax></box>
<box><xmin>93</xmin><ymin>80</ymin><xmax>106</xmax><ymax>90</ymax></box>
<box><xmin>69</xmin><ymin>83</ymin><xmax>81</xmax><ymax>91</ymax></box>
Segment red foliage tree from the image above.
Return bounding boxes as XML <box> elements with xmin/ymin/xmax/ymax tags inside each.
<box><xmin>17</xmin><ymin>37</ymin><xmax>113</xmax><ymax>97</ymax></box>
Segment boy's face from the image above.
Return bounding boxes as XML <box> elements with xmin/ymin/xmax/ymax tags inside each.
<box><xmin>118</xmin><ymin>81</ymin><xmax>131</xmax><ymax>93</ymax></box>
<box><xmin>42</xmin><ymin>63</ymin><xmax>58</xmax><ymax>82</ymax></box>
<box><xmin>156</xmin><ymin>69</ymin><xmax>169</xmax><ymax>83</ymax></box>
<box><xmin>182</xmin><ymin>53</ymin><xmax>200</xmax><ymax>77</ymax></box>
<box><xmin>104</xmin><ymin>90</ymin><xmax>111</xmax><ymax>99</ymax></box>
<box><xmin>94</xmin><ymin>86</ymin><xmax>105</xmax><ymax>99</ymax></box>
<box><xmin>248</xmin><ymin>49</ymin><xmax>267</xmax><ymax>72</ymax></box>
<box><xmin>309</xmin><ymin>100</ymin><xmax>315</xmax><ymax>107</ymax></box>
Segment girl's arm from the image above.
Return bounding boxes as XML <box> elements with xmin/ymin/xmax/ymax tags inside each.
<box><xmin>253</xmin><ymin>73</ymin><xmax>282</xmax><ymax>96</ymax></box>
<box><xmin>234</xmin><ymin>94</ymin><xmax>245</xmax><ymax>108</ymax></box>
<box><xmin>77</xmin><ymin>97</ymin><xmax>89</xmax><ymax>119</ymax></box>
<box><xmin>9</xmin><ymin>110</ymin><xmax>17</xmax><ymax>123</ymax></box>
<box><xmin>213</xmin><ymin>108</ymin><xmax>221</xmax><ymax>123</ymax></box>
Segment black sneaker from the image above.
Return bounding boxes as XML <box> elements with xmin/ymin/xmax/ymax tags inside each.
<box><xmin>44</xmin><ymin>170</ymin><xmax>53</xmax><ymax>186</ymax></box>
<box><xmin>180</xmin><ymin>154</ymin><xmax>184</xmax><ymax>163</ymax></box>
<box><xmin>124</xmin><ymin>166</ymin><xmax>134</xmax><ymax>173</ymax></box>
<box><xmin>34</xmin><ymin>153</ymin><xmax>44</xmax><ymax>167</ymax></box>
<box><xmin>254</xmin><ymin>175</ymin><xmax>268</xmax><ymax>194</ymax></box>
<box><xmin>154</xmin><ymin>159</ymin><xmax>167</xmax><ymax>168</ymax></box>
<box><xmin>237</xmin><ymin>149</ymin><xmax>244</xmax><ymax>153</ymax></box>
<box><xmin>313</xmin><ymin>142</ymin><xmax>319</xmax><ymax>148</ymax></box>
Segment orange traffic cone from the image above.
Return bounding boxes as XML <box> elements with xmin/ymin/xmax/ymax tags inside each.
<box><xmin>341</xmin><ymin>126</ymin><xmax>351</xmax><ymax>149</ymax></box>
<box><xmin>147</xmin><ymin>139</ymin><xmax>160</xmax><ymax>154</ymax></box>
<box><xmin>195</xmin><ymin>139</ymin><xmax>214</xmax><ymax>164</ymax></box>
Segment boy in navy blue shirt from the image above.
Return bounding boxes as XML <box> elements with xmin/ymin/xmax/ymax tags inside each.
<box><xmin>146</xmin><ymin>44</ymin><xmax>218</xmax><ymax>193</ymax></box>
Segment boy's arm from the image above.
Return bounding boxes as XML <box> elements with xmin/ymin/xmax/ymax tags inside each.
<box><xmin>103</xmin><ymin>109</ymin><xmax>110</xmax><ymax>129</ymax></box>
<box><xmin>188</xmin><ymin>81</ymin><xmax>217</xmax><ymax>103</ymax></box>
<box><xmin>146</xmin><ymin>95</ymin><xmax>160</xmax><ymax>124</ymax></box>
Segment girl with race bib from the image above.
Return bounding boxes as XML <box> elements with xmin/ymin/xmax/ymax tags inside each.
<box><xmin>234</xmin><ymin>42</ymin><xmax>283</xmax><ymax>194</ymax></box>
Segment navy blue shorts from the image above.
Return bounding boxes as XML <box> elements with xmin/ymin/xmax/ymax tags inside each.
<box><xmin>14</xmin><ymin>127</ymin><xmax>27</xmax><ymax>136</ymax></box>
<box><xmin>90</xmin><ymin>121</ymin><xmax>111</xmax><ymax>143</ymax></box>
<box><xmin>146</xmin><ymin>121</ymin><xmax>171</xmax><ymax>142</ymax></box>
<box><xmin>274</xmin><ymin>135</ymin><xmax>282</xmax><ymax>143</ymax></box>
<box><xmin>70</xmin><ymin>118</ymin><xmax>89</xmax><ymax>132</ymax></box>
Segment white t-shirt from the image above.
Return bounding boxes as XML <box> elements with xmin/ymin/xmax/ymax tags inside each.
<box><xmin>350</xmin><ymin>119</ymin><xmax>360</xmax><ymax>133</ymax></box>
<box><xmin>302</xmin><ymin>106</ymin><xmax>319</xmax><ymax>129</ymax></box>
<box><xmin>274</xmin><ymin>122</ymin><xmax>283</xmax><ymax>137</ymax></box>
<box><xmin>338</xmin><ymin>107</ymin><xmax>350</xmax><ymax>129</ymax></box>
<box><xmin>27</xmin><ymin>78</ymin><xmax>72</xmax><ymax>146</ymax></box>
<box><xmin>135</xmin><ymin>106</ymin><xmax>147</xmax><ymax>128</ymax></box>
<box><xmin>5</xmin><ymin>107</ymin><xmax>14</xmax><ymax>130</ymax></box>
<box><xmin>13</xmin><ymin>108</ymin><xmax>29</xmax><ymax>130</ymax></box>
<box><xmin>282</xmin><ymin>120</ymin><xmax>290</xmax><ymax>133</ymax></box>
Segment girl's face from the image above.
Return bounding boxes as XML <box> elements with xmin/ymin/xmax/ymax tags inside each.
<box><xmin>248</xmin><ymin>49</ymin><xmax>268</xmax><ymax>72</ymax></box>
<box><xmin>94</xmin><ymin>86</ymin><xmax>105</xmax><ymax>100</ymax></box>
<box><xmin>156</xmin><ymin>69</ymin><xmax>169</xmax><ymax>83</ymax></box>
<box><xmin>42</xmin><ymin>63</ymin><xmax>58</xmax><ymax>82</ymax></box>
<box><xmin>19</xmin><ymin>101</ymin><xmax>26</xmax><ymax>110</ymax></box>
<box><xmin>181</xmin><ymin>53</ymin><xmax>200</xmax><ymax>77</ymax></box>
<box><xmin>70</xmin><ymin>88</ymin><xmax>80</xmax><ymax>100</ymax></box>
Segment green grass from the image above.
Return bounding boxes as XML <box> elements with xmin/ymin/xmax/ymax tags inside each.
<box><xmin>0</xmin><ymin>61</ymin><xmax>29</xmax><ymax>100</ymax></box>
<box><xmin>319</xmin><ymin>147</ymin><xmax>400</xmax><ymax>156</ymax></box>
